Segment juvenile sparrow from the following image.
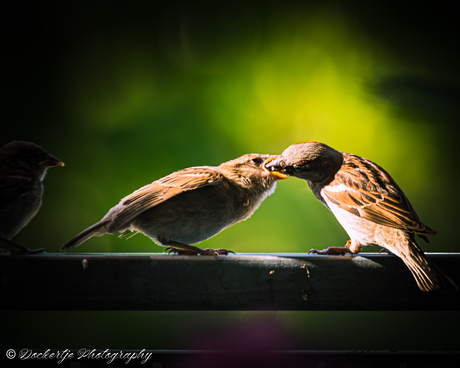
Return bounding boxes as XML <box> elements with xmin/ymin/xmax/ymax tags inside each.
<box><xmin>0</xmin><ymin>141</ymin><xmax>64</xmax><ymax>254</ymax></box>
<box><xmin>265</xmin><ymin>142</ymin><xmax>457</xmax><ymax>292</ymax></box>
<box><xmin>61</xmin><ymin>154</ymin><xmax>287</xmax><ymax>255</ymax></box>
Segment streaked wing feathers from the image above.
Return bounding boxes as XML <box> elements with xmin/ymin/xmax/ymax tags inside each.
<box><xmin>322</xmin><ymin>154</ymin><xmax>436</xmax><ymax>236</ymax></box>
<box><xmin>109</xmin><ymin>167</ymin><xmax>225</xmax><ymax>231</ymax></box>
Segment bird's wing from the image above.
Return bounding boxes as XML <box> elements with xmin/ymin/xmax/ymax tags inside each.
<box><xmin>0</xmin><ymin>175</ymin><xmax>35</xmax><ymax>207</ymax></box>
<box><xmin>108</xmin><ymin>167</ymin><xmax>225</xmax><ymax>230</ymax></box>
<box><xmin>321</xmin><ymin>154</ymin><xmax>436</xmax><ymax>236</ymax></box>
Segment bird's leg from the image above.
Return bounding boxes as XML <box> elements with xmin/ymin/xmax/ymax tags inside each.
<box><xmin>199</xmin><ymin>248</ymin><xmax>235</xmax><ymax>256</ymax></box>
<box><xmin>309</xmin><ymin>240</ymin><xmax>357</xmax><ymax>255</ymax></box>
<box><xmin>161</xmin><ymin>240</ymin><xmax>234</xmax><ymax>256</ymax></box>
<box><xmin>163</xmin><ymin>241</ymin><xmax>203</xmax><ymax>255</ymax></box>
<box><xmin>0</xmin><ymin>237</ymin><xmax>46</xmax><ymax>255</ymax></box>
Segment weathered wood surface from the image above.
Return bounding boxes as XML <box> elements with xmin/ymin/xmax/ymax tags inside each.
<box><xmin>1</xmin><ymin>253</ymin><xmax>459</xmax><ymax>311</ymax></box>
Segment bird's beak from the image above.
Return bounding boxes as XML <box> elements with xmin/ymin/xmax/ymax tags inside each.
<box><xmin>40</xmin><ymin>154</ymin><xmax>65</xmax><ymax>168</ymax></box>
<box><xmin>263</xmin><ymin>157</ymin><xmax>288</xmax><ymax>180</ymax></box>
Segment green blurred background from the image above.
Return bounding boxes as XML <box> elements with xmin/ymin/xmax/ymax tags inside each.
<box><xmin>2</xmin><ymin>0</ymin><xmax>459</xmax><ymax>354</ymax></box>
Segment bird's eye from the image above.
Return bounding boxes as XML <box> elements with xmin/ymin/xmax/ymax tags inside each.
<box><xmin>251</xmin><ymin>157</ymin><xmax>263</xmax><ymax>165</ymax></box>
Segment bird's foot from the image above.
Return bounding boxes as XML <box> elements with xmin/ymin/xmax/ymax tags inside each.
<box><xmin>161</xmin><ymin>239</ymin><xmax>234</xmax><ymax>256</ymax></box>
<box><xmin>199</xmin><ymin>248</ymin><xmax>235</xmax><ymax>256</ymax></box>
<box><xmin>0</xmin><ymin>238</ymin><xmax>46</xmax><ymax>255</ymax></box>
<box><xmin>165</xmin><ymin>247</ymin><xmax>234</xmax><ymax>256</ymax></box>
<box><xmin>165</xmin><ymin>247</ymin><xmax>199</xmax><ymax>255</ymax></box>
<box><xmin>309</xmin><ymin>246</ymin><xmax>353</xmax><ymax>256</ymax></box>
<box><xmin>9</xmin><ymin>246</ymin><xmax>46</xmax><ymax>255</ymax></box>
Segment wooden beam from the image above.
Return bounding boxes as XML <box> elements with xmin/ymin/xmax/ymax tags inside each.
<box><xmin>1</xmin><ymin>253</ymin><xmax>459</xmax><ymax>311</ymax></box>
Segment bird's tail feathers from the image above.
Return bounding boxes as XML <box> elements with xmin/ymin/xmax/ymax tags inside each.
<box><xmin>399</xmin><ymin>240</ymin><xmax>458</xmax><ymax>293</ymax></box>
<box><xmin>60</xmin><ymin>220</ymin><xmax>109</xmax><ymax>251</ymax></box>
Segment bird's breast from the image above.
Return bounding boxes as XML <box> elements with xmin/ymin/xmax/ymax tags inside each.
<box><xmin>325</xmin><ymin>200</ymin><xmax>408</xmax><ymax>250</ymax></box>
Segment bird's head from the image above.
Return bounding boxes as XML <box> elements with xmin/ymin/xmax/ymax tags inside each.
<box><xmin>0</xmin><ymin>141</ymin><xmax>64</xmax><ymax>180</ymax></box>
<box><xmin>220</xmin><ymin>153</ymin><xmax>288</xmax><ymax>190</ymax></box>
<box><xmin>264</xmin><ymin>141</ymin><xmax>343</xmax><ymax>184</ymax></box>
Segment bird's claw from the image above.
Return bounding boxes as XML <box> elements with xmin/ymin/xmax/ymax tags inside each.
<box><xmin>164</xmin><ymin>247</ymin><xmax>195</xmax><ymax>255</ymax></box>
<box><xmin>0</xmin><ymin>237</ymin><xmax>47</xmax><ymax>255</ymax></box>
<box><xmin>308</xmin><ymin>246</ymin><xmax>352</xmax><ymax>256</ymax></box>
<box><xmin>308</xmin><ymin>248</ymin><xmax>331</xmax><ymax>255</ymax></box>
<box><xmin>9</xmin><ymin>247</ymin><xmax>47</xmax><ymax>255</ymax></box>
<box><xmin>199</xmin><ymin>248</ymin><xmax>235</xmax><ymax>256</ymax></box>
<box><xmin>164</xmin><ymin>247</ymin><xmax>234</xmax><ymax>256</ymax></box>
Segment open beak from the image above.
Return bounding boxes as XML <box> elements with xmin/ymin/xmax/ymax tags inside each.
<box><xmin>263</xmin><ymin>157</ymin><xmax>288</xmax><ymax>180</ymax></box>
<box><xmin>40</xmin><ymin>154</ymin><xmax>65</xmax><ymax>168</ymax></box>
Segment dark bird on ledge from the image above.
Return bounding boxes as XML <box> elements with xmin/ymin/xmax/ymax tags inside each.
<box><xmin>0</xmin><ymin>141</ymin><xmax>64</xmax><ymax>254</ymax></box>
<box><xmin>61</xmin><ymin>154</ymin><xmax>287</xmax><ymax>255</ymax></box>
<box><xmin>265</xmin><ymin>141</ymin><xmax>457</xmax><ymax>293</ymax></box>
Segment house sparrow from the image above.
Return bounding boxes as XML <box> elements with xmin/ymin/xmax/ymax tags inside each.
<box><xmin>0</xmin><ymin>141</ymin><xmax>64</xmax><ymax>254</ymax></box>
<box><xmin>264</xmin><ymin>142</ymin><xmax>457</xmax><ymax>292</ymax></box>
<box><xmin>61</xmin><ymin>154</ymin><xmax>287</xmax><ymax>255</ymax></box>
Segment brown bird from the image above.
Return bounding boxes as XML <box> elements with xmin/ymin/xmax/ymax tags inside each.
<box><xmin>265</xmin><ymin>141</ymin><xmax>457</xmax><ymax>292</ymax></box>
<box><xmin>0</xmin><ymin>141</ymin><xmax>64</xmax><ymax>254</ymax></box>
<box><xmin>61</xmin><ymin>154</ymin><xmax>287</xmax><ymax>255</ymax></box>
